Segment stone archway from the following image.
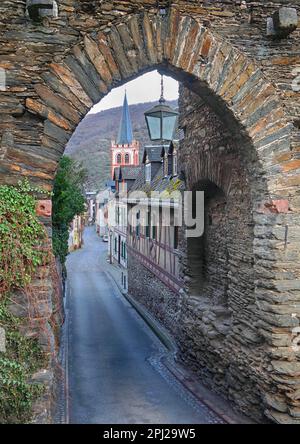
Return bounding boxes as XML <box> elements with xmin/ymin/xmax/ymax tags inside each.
<box><xmin>1</xmin><ymin>6</ymin><xmax>299</xmax><ymax>424</ymax></box>
<box><xmin>25</xmin><ymin>9</ymin><xmax>292</xmax><ymax>191</ymax></box>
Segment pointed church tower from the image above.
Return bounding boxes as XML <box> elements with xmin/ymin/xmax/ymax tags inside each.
<box><xmin>111</xmin><ymin>92</ymin><xmax>139</xmax><ymax>178</ymax></box>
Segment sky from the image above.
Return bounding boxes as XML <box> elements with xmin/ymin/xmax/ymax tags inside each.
<box><xmin>90</xmin><ymin>70</ymin><xmax>179</xmax><ymax>113</ymax></box>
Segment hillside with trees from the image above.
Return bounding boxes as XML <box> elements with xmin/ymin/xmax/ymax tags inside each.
<box><xmin>65</xmin><ymin>100</ymin><xmax>177</xmax><ymax>191</ymax></box>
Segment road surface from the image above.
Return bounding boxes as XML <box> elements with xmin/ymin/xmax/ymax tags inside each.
<box><xmin>66</xmin><ymin>226</ymin><xmax>222</xmax><ymax>424</ymax></box>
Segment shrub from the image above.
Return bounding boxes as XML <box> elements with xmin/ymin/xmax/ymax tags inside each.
<box><xmin>52</xmin><ymin>156</ymin><xmax>86</xmax><ymax>268</ymax></box>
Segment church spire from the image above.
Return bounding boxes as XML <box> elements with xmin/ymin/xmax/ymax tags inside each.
<box><xmin>117</xmin><ymin>91</ymin><xmax>133</xmax><ymax>145</ymax></box>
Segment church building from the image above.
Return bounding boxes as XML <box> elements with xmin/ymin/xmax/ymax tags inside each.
<box><xmin>111</xmin><ymin>92</ymin><xmax>139</xmax><ymax>178</ymax></box>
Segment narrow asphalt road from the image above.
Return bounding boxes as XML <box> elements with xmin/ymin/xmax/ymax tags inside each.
<box><xmin>66</xmin><ymin>226</ymin><xmax>222</xmax><ymax>424</ymax></box>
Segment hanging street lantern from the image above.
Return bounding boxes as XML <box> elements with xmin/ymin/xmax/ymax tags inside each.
<box><xmin>144</xmin><ymin>75</ymin><xmax>178</xmax><ymax>142</ymax></box>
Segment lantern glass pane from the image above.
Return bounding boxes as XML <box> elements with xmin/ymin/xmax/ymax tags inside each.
<box><xmin>162</xmin><ymin>114</ymin><xmax>177</xmax><ymax>141</ymax></box>
<box><xmin>146</xmin><ymin>115</ymin><xmax>161</xmax><ymax>140</ymax></box>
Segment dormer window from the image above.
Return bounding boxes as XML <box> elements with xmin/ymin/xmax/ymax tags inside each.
<box><xmin>145</xmin><ymin>163</ymin><xmax>151</xmax><ymax>182</ymax></box>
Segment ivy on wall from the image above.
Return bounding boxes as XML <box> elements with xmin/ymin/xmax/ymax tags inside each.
<box><xmin>0</xmin><ymin>162</ymin><xmax>85</xmax><ymax>422</ymax></box>
<box><xmin>0</xmin><ymin>180</ymin><xmax>46</xmax><ymax>295</ymax></box>
<box><xmin>0</xmin><ymin>180</ymin><xmax>47</xmax><ymax>423</ymax></box>
<box><xmin>0</xmin><ymin>303</ymin><xmax>45</xmax><ymax>423</ymax></box>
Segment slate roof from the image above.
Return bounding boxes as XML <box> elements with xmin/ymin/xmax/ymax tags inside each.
<box><xmin>119</xmin><ymin>165</ymin><xmax>142</xmax><ymax>181</ymax></box>
<box><xmin>130</xmin><ymin>165</ymin><xmax>146</xmax><ymax>191</ymax></box>
<box><xmin>117</xmin><ymin>92</ymin><xmax>133</xmax><ymax>145</ymax></box>
<box><xmin>151</xmin><ymin>167</ymin><xmax>184</xmax><ymax>194</ymax></box>
<box><xmin>130</xmin><ymin>163</ymin><xmax>184</xmax><ymax>195</ymax></box>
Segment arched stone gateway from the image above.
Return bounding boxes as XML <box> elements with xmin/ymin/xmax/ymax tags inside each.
<box><xmin>0</xmin><ymin>1</ymin><xmax>299</xmax><ymax>423</ymax></box>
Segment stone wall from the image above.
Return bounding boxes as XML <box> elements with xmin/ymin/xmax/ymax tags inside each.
<box><xmin>178</xmin><ymin>87</ymin><xmax>265</xmax><ymax>420</ymax></box>
<box><xmin>129</xmin><ymin>72</ymin><xmax>300</xmax><ymax>422</ymax></box>
<box><xmin>129</xmin><ymin>86</ymin><xmax>266</xmax><ymax>421</ymax></box>
<box><xmin>0</xmin><ymin>1</ymin><xmax>299</xmax><ymax>193</ymax></box>
<box><xmin>7</xmin><ymin>242</ymin><xmax>64</xmax><ymax>423</ymax></box>
<box><xmin>187</xmin><ymin>187</ymin><xmax>229</xmax><ymax>302</ymax></box>
<box><xmin>128</xmin><ymin>252</ymin><xmax>182</xmax><ymax>335</ymax></box>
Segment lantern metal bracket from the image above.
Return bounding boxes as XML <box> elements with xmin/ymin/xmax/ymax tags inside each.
<box><xmin>159</xmin><ymin>75</ymin><xmax>165</xmax><ymax>104</ymax></box>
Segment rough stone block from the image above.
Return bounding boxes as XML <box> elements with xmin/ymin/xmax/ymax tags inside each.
<box><xmin>288</xmin><ymin>406</ymin><xmax>300</xmax><ymax>419</ymax></box>
<box><xmin>26</xmin><ymin>98</ymin><xmax>72</xmax><ymax>131</ymax></box>
<box><xmin>36</xmin><ymin>200</ymin><xmax>52</xmax><ymax>218</ymax></box>
<box><xmin>84</xmin><ymin>36</ymin><xmax>112</xmax><ymax>85</ymax></box>
<box><xmin>64</xmin><ymin>55</ymin><xmax>102</xmax><ymax>104</ymax></box>
<box><xmin>29</xmin><ymin>369</ymin><xmax>53</xmax><ymax>388</ymax></box>
<box><xmin>0</xmin><ymin>131</ymin><xmax>13</xmax><ymax>160</ymax></box>
<box><xmin>266</xmin><ymin>17</ymin><xmax>276</xmax><ymax>38</ymax></box>
<box><xmin>109</xmin><ymin>29</ymin><xmax>134</xmax><ymax>79</ymax></box>
<box><xmin>264</xmin><ymin>393</ymin><xmax>287</xmax><ymax>413</ymax></box>
<box><xmin>272</xmin><ymin>361</ymin><xmax>300</xmax><ymax>377</ymax></box>
<box><xmin>272</xmin><ymin>7</ymin><xmax>298</xmax><ymax>39</ymax></box>
<box><xmin>286</xmin><ymin>388</ymin><xmax>300</xmax><ymax>402</ymax></box>
<box><xmin>267</xmin><ymin>7</ymin><xmax>298</xmax><ymax>39</ymax></box>
<box><xmin>27</xmin><ymin>0</ymin><xmax>58</xmax><ymax>22</ymax></box>
<box><xmin>50</xmin><ymin>64</ymin><xmax>91</xmax><ymax>107</ymax></box>
<box><xmin>34</xmin><ymin>83</ymin><xmax>81</xmax><ymax>125</ymax></box>
<box><xmin>260</xmin><ymin>199</ymin><xmax>289</xmax><ymax>214</ymax></box>
<box><xmin>265</xmin><ymin>409</ymin><xmax>300</xmax><ymax>424</ymax></box>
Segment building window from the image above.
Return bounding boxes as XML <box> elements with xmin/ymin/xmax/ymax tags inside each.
<box><xmin>116</xmin><ymin>153</ymin><xmax>122</xmax><ymax>164</ymax></box>
<box><xmin>145</xmin><ymin>163</ymin><xmax>151</xmax><ymax>182</ymax></box>
<box><xmin>121</xmin><ymin>241</ymin><xmax>127</xmax><ymax>260</ymax></box>
<box><xmin>114</xmin><ymin>237</ymin><xmax>117</xmax><ymax>253</ymax></box>
<box><xmin>125</xmin><ymin>153</ymin><xmax>130</xmax><ymax>164</ymax></box>
<box><xmin>174</xmin><ymin>226</ymin><xmax>179</xmax><ymax>249</ymax></box>
<box><xmin>145</xmin><ymin>210</ymin><xmax>150</xmax><ymax>238</ymax></box>
<box><xmin>152</xmin><ymin>225</ymin><xmax>157</xmax><ymax>240</ymax></box>
<box><xmin>136</xmin><ymin>210</ymin><xmax>140</xmax><ymax>237</ymax></box>
<box><xmin>116</xmin><ymin>206</ymin><xmax>122</xmax><ymax>225</ymax></box>
<box><xmin>151</xmin><ymin>210</ymin><xmax>158</xmax><ymax>240</ymax></box>
<box><xmin>173</xmin><ymin>154</ymin><xmax>178</xmax><ymax>176</ymax></box>
<box><xmin>164</xmin><ymin>155</ymin><xmax>168</xmax><ymax>176</ymax></box>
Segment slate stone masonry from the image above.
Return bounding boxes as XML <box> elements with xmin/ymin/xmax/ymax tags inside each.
<box><xmin>129</xmin><ymin>87</ymin><xmax>267</xmax><ymax>422</ymax></box>
<box><xmin>0</xmin><ymin>0</ymin><xmax>299</xmax><ymax>423</ymax></box>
